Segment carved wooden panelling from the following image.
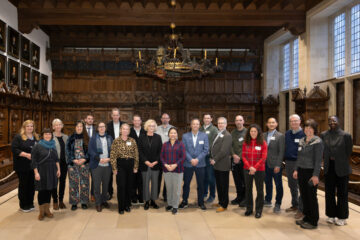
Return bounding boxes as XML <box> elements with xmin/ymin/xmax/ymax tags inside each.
<box><xmin>0</xmin><ymin>107</ymin><xmax>8</xmax><ymax>144</ymax></box>
<box><xmin>9</xmin><ymin>110</ymin><xmax>21</xmax><ymax>141</ymax></box>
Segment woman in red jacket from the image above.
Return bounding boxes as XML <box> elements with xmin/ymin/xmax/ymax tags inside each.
<box><xmin>242</xmin><ymin>124</ymin><xmax>268</xmax><ymax>219</ymax></box>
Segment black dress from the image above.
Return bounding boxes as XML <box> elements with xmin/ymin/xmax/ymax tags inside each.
<box><xmin>31</xmin><ymin>144</ymin><xmax>59</xmax><ymax>191</ymax></box>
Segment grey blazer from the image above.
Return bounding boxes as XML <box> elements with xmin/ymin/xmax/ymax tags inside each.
<box><xmin>264</xmin><ymin>130</ymin><xmax>285</xmax><ymax>168</ymax></box>
<box><xmin>53</xmin><ymin>133</ymin><xmax>68</xmax><ymax>162</ymax></box>
<box><xmin>210</xmin><ymin>130</ymin><xmax>232</xmax><ymax>171</ymax></box>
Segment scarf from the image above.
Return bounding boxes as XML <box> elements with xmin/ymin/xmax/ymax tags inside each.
<box><xmin>39</xmin><ymin>139</ymin><xmax>56</xmax><ymax>149</ymax></box>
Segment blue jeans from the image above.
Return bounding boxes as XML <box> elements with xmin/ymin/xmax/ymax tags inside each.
<box><xmin>203</xmin><ymin>155</ymin><xmax>216</xmax><ymax>199</ymax></box>
<box><xmin>182</xmin><ymin>166</ymin><xmax>205</xmax><ymax>205</ymax></box>
<box><xmin>265</xmin><ymin>164</ymin><xmax>284</xmax><ymax>206</ymax></box>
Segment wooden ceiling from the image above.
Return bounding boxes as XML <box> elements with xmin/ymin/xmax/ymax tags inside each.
<box><xmin>9</xmin><ymin>0</ymin><xmax>324</xmax><ymax>49</ymax></box>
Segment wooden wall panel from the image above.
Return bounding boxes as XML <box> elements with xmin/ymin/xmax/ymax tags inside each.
<box><xmin>0</xmin><ymin>107</ymin><xmax>9</xmax><ymax>145</ymax></box>
<box><xmin>354</xmin><ymin>79</ymin><xmax>360</xmax><ymax>145</ymax></box>
<box><xmin>336</xmin><ymin>82</ymin><xmax>345</xmax><ymax>129</ymax></box>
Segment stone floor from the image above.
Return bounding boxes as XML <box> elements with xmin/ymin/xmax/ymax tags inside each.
<box><xmin>0</xmin><ymin>175</ymin><xmax>359</xmax><ymax>240</ymax></box>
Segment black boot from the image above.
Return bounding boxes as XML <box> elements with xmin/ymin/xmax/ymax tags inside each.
<box><xmin>150</xmin><ymin>200</ymin><xmax>159</xmax><ymax>209</ymax></box>
<box><xmin>144</xmin><ymin>201</ymin><xmax>150</xmax><ymax>210</ymax></box>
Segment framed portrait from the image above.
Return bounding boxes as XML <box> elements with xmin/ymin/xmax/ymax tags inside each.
<box><xmin>7</xmin><ymin>27</ymin><xmax>19</xmax><ymax>59</ymax></box>
<box><xmin>7</xmin><ymin>58</ymin><xmax>19</xmax><ymax>88</ymax></box>
<box><xmin>0</xmin><ymin>54</ymin><xmax>5</xmax><ymax>83</ymax></box>
<box><xmin>0</xmin><ymin>19</ymin><xmax>5</xmax><ymax>52</ymax></box>
<box><xmin>30</xmin><ymin>43</ymin><xmax>40</xmax><ymax>69</ymax></box>
<box><xmin>21</xmin><ymin>65</ymin><xmax>30</xmax><ymax>91</ymax></box>
<box><xmin>40</xmin><ymin>74</ymin><xmax>48</xmax><ymax>94</ymax></box>
<box><xmin>20</xmin><ymin>36</ymin><xmax>30</xmax><ymax>63</ymax></box>
<box><xmin>31</xmin><ymin>69</ymin><xmax>40</xmax><ymax>92</ymax></box>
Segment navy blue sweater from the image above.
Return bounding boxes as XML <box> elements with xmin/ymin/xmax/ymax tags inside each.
<box><xmin>284</xmin><ymin>129</ymin><xmax>305</xmax><ymax>161</ymax></box>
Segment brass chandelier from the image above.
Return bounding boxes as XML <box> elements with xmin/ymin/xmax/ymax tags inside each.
<box><xmin>135</xmin><ymin>0</ymin><xmax>222</xmax><ymax>81</ymax></box>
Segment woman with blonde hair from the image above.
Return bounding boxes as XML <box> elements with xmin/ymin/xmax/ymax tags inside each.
<box><xmin>138</xmin><ymin>119</ymin><xmax>163</xmax><ymax>210</ymax></box>
<box><xmin>11</xmin><ymin>120</ymin><xmax>39</xmax><ymax>212</ymax></box>
<box><xmin>51</xmin><ymin>118</ymin><xmax>68</xmax><ymax>209</ymax></box>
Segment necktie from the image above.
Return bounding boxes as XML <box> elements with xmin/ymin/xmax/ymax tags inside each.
<box><xmin>87</xmin><ymin>128</ymin><xmax>91</xmax><ymax>137</ymax></box>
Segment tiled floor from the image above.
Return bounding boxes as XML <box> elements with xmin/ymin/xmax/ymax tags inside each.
<box><xmin>0</xmin><ymin>175</ymin><xmax>359</xmax><ymax>240</ymax></box>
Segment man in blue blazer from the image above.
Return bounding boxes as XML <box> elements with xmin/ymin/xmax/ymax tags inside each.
<box><xmin>179</xmin><ymin>118</ymin><xmax>209</xmax><ymax>211</ymax></box>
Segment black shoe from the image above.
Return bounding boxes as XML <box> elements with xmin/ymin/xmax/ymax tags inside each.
<box><xmin>139</xmin><ymin>200</ymin><xmax>144</xmax><ymax>205</ymax></box>
<box><xmin>178</xmin><ymin>201</ymin><xmax>188</xmax><ymax>209</ymax></box>
<box><xmin>300</xmin><ymin>222</ymin><xmax>317</xmax><ymax>229</ymax></box>
<box><xmin>81</xmin><ymin>204</ymin><xmax>88</xmax><ymax>209</ymax></box>
<box><xmin>296</xmin><ymin>220</ymin><xmax>305</xmax><ymax>225</ymax></box>
<box><xmin>144</xmin><ymin>201</ymin><xmax>150</xmax><ymax>210</ymax></box>
<box><xmin>71</xmin><ymin>205</ymin><xmax>78</xmax><ymax>211</ymax></box>
<box><xmin>150</xmin><ymin>200</ymin><xmax>159</xmax><ymax>209</ymax></box>
<box><xmin>199</xmin><ymin>204</ymin><xmax>207</xmax><ymax>211</ymax></box>
<box><xmin>119</xmin><ymin>210</ymin><xmax>124</xmax><ymax>215</ymax></box>
<box><xmin>239</xmin><ymin>200</ymin><xmax>246</xmax><ymax>208</ymax></box>
<box><xmin>255</xmin><ymin>212</ymin><xmax>262</xmax><ymax>218</ymax></box>
<box><xmin>125</xmin><ymin>207</ymin><xmax>131</xmax><ymax>212</ymax></box>
<box><xmin>231</xmin><ymin>198</ymin><xmax>240</xmax><ymax>205</ymax></box>
<box><xmin>172</xmin><ymin>208</ymin><xmax>178</xmax><ymax>215</ymax></box>
<box><xmin>102</xmin><ymin>202</ymin><xmax>110</xmax><ymax>209</ymax></box>
<box><xmin>107</xmin><ymin>193</ymin><xmax>113</xmax><ymax>201</ymax></box>
<box><xmin>245</xmin><ymin>210</ymin><xmax>253</xmax><ymax>216</ymax></box>
<box><xmin>166</xmin><ymin>206</ymin><xmax>173</xmax><ymax>211</ymax></box>
<box><xmin>131</xmin><ymin>199</ymin><xmax>138</xmax><ymax>205</ymax></box>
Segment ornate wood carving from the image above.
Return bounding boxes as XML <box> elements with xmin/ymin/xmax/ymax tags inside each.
<box><xmin>262</xmin><ymin>94</ymin><xmax>279</xmax><ymax>131</ymax></box>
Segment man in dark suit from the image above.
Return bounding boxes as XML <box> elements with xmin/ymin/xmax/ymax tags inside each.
<box><xmin>210</xmin><ymin>117</ymin><xmax>232</xmax><ymax>212</ymax></box>
<box><xmin>263</xmin><ymin>117</ymin><xmax>285</xmax><ymax>213</ymax></box>
<box><xmin>84</xmin><ymin>114</ymin><xmax>95</xmax><ymax>138</ymax></box>
<box><xmin>129</xmin><ymin>114</ymin><xmax>146</xmax><ymax>205</ymax></box>
<box><xmin>106</xmin><ymin>108</ymin><xmax>125</xmax><ymax>200</ymax></box>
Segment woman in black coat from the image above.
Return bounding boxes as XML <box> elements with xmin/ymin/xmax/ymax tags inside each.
<box><xmin>11</xmin><ymin>119</ymin><xmax>39</xmax><ymax>212</ymax></box>
<box><xmin>32</xmin><ymin>128</ymin><xmax>60</xmax><ymax>220</ymax></box>
<box><xmin>138</xmin><ymin>119</ymin><xmax>163</xmax><ymax>210</ymax></box>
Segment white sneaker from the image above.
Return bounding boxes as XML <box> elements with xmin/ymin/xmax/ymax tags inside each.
<box><xmin>335</xmin><ymin>219</ymin><xmax>347</xmax><ymax>226</ymax></box>
<box><xmin>326</xmin><ymin>217</ymin><xmax>335</xmax><ymax>224</ymax></box>
<box><xmin>19</xmin><ymin>208</ymin><xmax>31</xmax><ymax>213</ymax></box>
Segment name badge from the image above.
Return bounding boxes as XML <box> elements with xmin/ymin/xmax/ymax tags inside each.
<box><xmin>255</xmin><ymin>146</ymin><xmax>261</xmax><ymax>151</ymax></box>
<box><xmin>220</xmin><ymin>134</ymin><xmax>224</xmax><ymax>138</ymax></box>
<box><xmin>126</xmin><ymin>141</ymin><xmax>132</xmax><ymax>146</ymax></box>
<box><xmin>270</xmin><ymin>136</ymin><xmax>276</xmax><ymax>140</ymax></box>
<box><xmin>238</xmin><ymin>137</ymin><xmax>244</xmax><ymax>142</ymax></box>
<box><xmin>206</xmin><ymin>131</ymin><xmax>210</xmax><ymax>134</ymax></box>
<box><xmin>298</xmin><ymin>147</ymin><xmax>302</xmax><ymax>151</ymax></box>
<box><xmin>295</xmin><ymin>139</ymin><xmax>300</xmax><ymax>143</ymax></box>
<box><xmin>199</xmin><ymin>141</ymin><xmax>204</xmax><ymax>145</ymax></box>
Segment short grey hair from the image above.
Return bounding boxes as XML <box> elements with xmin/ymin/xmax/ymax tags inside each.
<box><xmin>217</xmin><ymin>117</ymin><xmax>227</xmax><ymax>124</ymax></box>
<box><xmin>289</xmin><ymin>114</ymin><xmax>301</xmax><ymax>121</ymax></box>
<box><xmin>52</xmin><ymin>118</ymin><xmax>63</xmax><ymax>128</ymax></box>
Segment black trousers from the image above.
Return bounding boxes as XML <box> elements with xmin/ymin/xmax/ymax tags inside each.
<box><xmin>17</xmin><ymin>170</ymin><xmax>35</xmax><ymax>209</ymax></box>
<box><xmin>232</xmin><ymin>161</ymin><xmax>245</xmax><ymax>201</ymax></box>
<box><xmin>157</xmin><ymin>169</ymin><xmax>167</xmax><ymax>200</ymax></box>
<box><xmin>108</xmin><ymin>171</ymin><xmax>114</xmax><ymax>197</ymax></box>
<box><xmin>214</xmin><ymin>170</ymin><xmax>229</xmax><ymax>208</ymax></box>
<box><xmin>298</xmin><ymin>168</ymin><xmax>319</xmax><ymax>226</ymax></box>
<box><xmin>51</xmin><ymin>162</ymin><xmax>67</xmax><ymax>202</ymax></box>
<box><xmin>131</xmin><ymin>170</ymin><xmax>143</xmax><ymax>202</ymax></box>
<box><xmin>244</xmin><ymin>170</ymin><xmax>265</xmax><ymax>213</ymax></box>
<box><xmin>116</xmin><ymin>159</ymin><xmax>134</xmax><ymax>211</ymax></box>
<box><xmin>38</xmin><ymin>189</ymin><xmax>53</xmax><ymax>205</ymax></box>
<box><xmin>325</xmin><ymin>161</ymin><xmax>349</xmax><ymax>219</ymax></box>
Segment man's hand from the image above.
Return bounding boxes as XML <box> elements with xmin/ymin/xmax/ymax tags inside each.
<box><xmin>233</xmin><ymin>154</ymin><xmax>240</xmax><ymax>164</ymax></box>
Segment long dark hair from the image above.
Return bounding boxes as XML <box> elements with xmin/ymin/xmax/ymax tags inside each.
<box><xmin>245</xmin><ymin>124</ymin><xmax>264</xmax><ymax>145</ymax></box>
<box><xmin>75</xmin><ymin>120</ymin><xmax>89</xmax><ymax>146</ymax></box>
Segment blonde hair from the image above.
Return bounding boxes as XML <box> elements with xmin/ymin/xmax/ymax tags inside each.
<box><xmin>20</xmin><ymin>120</ymin><xmax>39</xmax><ymax>141</ymax></box>
<box><xmin>52</xmin><ymin>118</ymin><xmax>64</xmax><ymax>129</ymax></box>
<box><xmin>120</xmin><ymin>123</ymin><xmax>130</xmax><ymax>130</ymax></box>
<box><xmin>144</xmin><ymin>119</ymin><xmax>157</xmax><ymax>132</ymax></box>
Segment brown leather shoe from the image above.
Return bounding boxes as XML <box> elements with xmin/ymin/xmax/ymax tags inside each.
<box><xmin>59</xmin><ymin>201</ymin><xmax>66</xmax><ymax>209</ymax></box>
<box><xmin>96</xmin><ymin>205</ymin><xmax>102</xmax><ymax>212</ymax></box>
<box><xmin>38</xmin><ymin>204</ymin><xmax>45</xmax><ymax>221</ymax></box>
<box><xmin>216</xmin><ymin>207</ymin><xmax>227</xmax><ymax>213</ymax></box>
<box><xmin>285</xmin><ymin>206</ymin><xmax>298</xmax><ymax>212</ymax></box>
<box><xmin>53</xmin><ymin>202</ymin><xmax>59</xmax><ymax>210</ymax></box>
<box><xmin>212</xmin><ymin>203</ymin><xmax>221</xmax><ymax>208</ymax></box>
<box><xmin>91</xmin><ymin>195</ymin><xmax>95</xmax><ymax>202</ymax></box>
<box><xmin>44</xmin><ymin>203</ymin><xmax>54</xmax><ymax>218</ymax></box>
<box><xmin>295</xmin><ymin>210</ymin><xmax>304</xmax><ymax>219</ymax></box>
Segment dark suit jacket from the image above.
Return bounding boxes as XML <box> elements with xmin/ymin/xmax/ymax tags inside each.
<box><xmin>106</xmin><ymin>120</ymin><xmax>125</xmax><ymax>140</ymax></box>
<box><xmin>129</xmin><ymin>127</ymin><xmax>146</xmax><ymax>145</ymax></box>
<box><xmin>210</xmin><ymin>130</ymin><xmax>232</xmax><ymax>171</ymax></box>
<box><xmin>263</xmin><ymin>130</ymin><xmax>285</xmax><ymax>168</ymax></box>
<box><xmin>138</xmin><ymin>133</ymin><xmax>163</xmax><ymax>171</ymax></box>
<box><xmin>320</xmin><ymin>129</ymin><xmax>353</xmax><ymax>177</ymax></box>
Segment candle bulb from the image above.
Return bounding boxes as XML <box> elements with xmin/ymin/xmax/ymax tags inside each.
<box><xmin>138</xmin><ymin>51</ymin><xmax>141</xmax><ymax>60</ymax></box>
<box><xmin>204</xmin><ymin>50</ymin><xmax>207</xmax><ymax>59</ymax></box>
<box><xmin>174</xmin><ymin>49</ymin><xmax>177</xmax><ymax>58</ymax></box>
<box><xmin>215</xmin><ymin>57</ymin><xmax>218</xmax><ymax>66</ymax></box>
<box><xmin>136</xmin><ymin>61</ymin><xmax>139</xmax><ymax>68</ymax></box>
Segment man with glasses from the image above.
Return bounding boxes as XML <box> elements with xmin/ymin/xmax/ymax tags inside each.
<box><xmin>285</xmin><ymin>114</ymin><xmax>305</xmax><ymax>219</ymax></box>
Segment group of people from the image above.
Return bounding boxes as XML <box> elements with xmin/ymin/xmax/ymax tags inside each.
<box><xmin>11</xmin><ymin>109</ymin><xmax>353</xmax><ymax>230</ymax></box>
